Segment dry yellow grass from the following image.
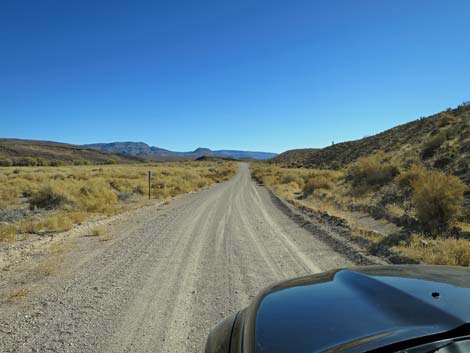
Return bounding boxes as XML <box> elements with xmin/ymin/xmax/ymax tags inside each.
<box><xmin>34</xmin><ymin>241</ymin><xmax>67</xmax><ymax>276</ymax></box>
<box><xmin>411</xmin><ymin>171</ymin><xmax>466</xmax><ymax>230</ymax></box>
<box><xmin>346</xmin><ymin>151</ymin><xmax>400</xmax><ymax>188</ymax></box>
<box><xmin>351</xmin><ymin>226</ymin><xmax>385</xmax><ymax>244</ymax></box>
<box><xmin>251</xmin><ymin>163</ymin><xmax>342</xmax><ymax>201</ymax></box>
<box><xmin>0</xmin><ymin>161</ymin><xmax>237</xmax><ymax>242</ymax></box>
<box><xmin>385</xmin><ymin>204</ymin><xmax>405</xmax><ymax>218</ymax></box>
<box><xmin>250</xmin><ymin>162</ymin><xmax>470</xmax><ymax>266</ymax></box>
<box><xmin>89</xmin><ymin>226</ymin><xmax>112</xmax><ymax>241</ymax></box>
<box><xmin>90</xmin><ymin>226</ymin><xmax>105</xmax><ymax>237</ymax></box>
<box><xmin>0</xmin><ymin>224</ymin><xmax>17</xmax><ymax>242</ymax></box>
<box><xmin>396</xmin><ymin>234</ymin><xmax>470</xmax><ymax>266</ymax></box>
<box><xmin>6</xmin><ymin>287</ymin><xmax>29</xmax><ymax>303</ymax></box>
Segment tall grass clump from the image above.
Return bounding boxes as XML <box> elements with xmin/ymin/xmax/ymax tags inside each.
<box><xmin>0</xmin><ymin>188</ymin><xmax>18</xmax><ymax>209</ymax></box>
<box><xmin>78</xmin><ymin>179</ymin><xmax>118</xmax><ymax>213</ymax></box>
<box><xmin>397</xmin><ymin>234</ymin><xmax>470</xmax><ymax>266</ymax></box>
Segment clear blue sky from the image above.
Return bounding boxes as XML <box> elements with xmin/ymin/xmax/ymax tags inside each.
<box><xmin>1</xmin><ymin>0</ymin><xmax>469</xmax><ymax>153</ymax></box>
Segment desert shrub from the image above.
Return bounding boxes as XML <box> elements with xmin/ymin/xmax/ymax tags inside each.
<box><xmin>251</xmin><ymin>169</ymin><xmax>267</xmax><ymax>184</ymax></box>
<box><xmin>67</xmin><ymin>211</ymin><xmax>87</xmax><ymax>224</ymax></box>
<box><xmin>133</xmin><ymin>184</ymin><xmax>146</xmax><ymax>195</ymax></box>
<box><xmin>346</xmin><ymin>151</ymin><xmax>399</xmax><ymax>188</ymax></box>
<box><xmin>15</xmin><ymin>157</ymin><xmax>38</xmax><ymax>166</ymax></box>
<box><xmin>437</xmin><ymin>113</ymin><xmax>458</xmax><ymax>127</ymax></box>
<box><xmin>260</xmin><ymin>175</ymin><xmax>277</xmax><ymax>187</ymax></box>
<box><xmin>396</xmin><ymin>164</ymin><xmax>426</xmax><ymax>194</ymax></box>
<box><xmin>302</xmin><ymin>176</ymin><xmax>332</xmax><ymax>196</ymax></box>
<box><xmin>109</xmin><ymin>179</ymin><xmax>133</xmax><ymax>192</ymax></box>
<box><xmin>78</xmin><ymin>179</ymin><xmax>118</xmax><ymax>213</ymax></box>
<box><xmin>35</xmin><ymin>158</ymin><xmax>48</xmax><ymax>166</ymax></box>
<box><xmin>118</xmin><ymin>191</ymin><xmax>133</xmax><ymax>201</ymax></box>
<box><xmin>421</xmin><ymin>131</ymin><xmax>447</xmax><ymax>159</ymax></box>
<box><xmin>1</xmin><ymin>161</ymin><xmax>237</xmax><ymax>241</ymax></box>
<box><xmin>0</xmin><ymin>158</ymin><xmax>13</xmax><ymax>167</ymax></box>
<box><xmin>49</xmin><ymin>160</ymin><xmax>65</xmax><ymax>167</ymax></box>
<box><xmin>411</xmin><ymin>171</ymin><xmax>466</xmax><ymax>230</ymax></box>
<box><xmin>0</xmin><ymin>223</ymin><xmax>16</xmax><ymax>242</ymax></box>
<box><xmin>153</xmin><ymin>187</ymin><xmax>170</xmax><ymax>199</ymax></box>
<box><xmin>197</xmin><ymin>179</ymin><xmax>208</xmax><ymax>188</ymax></box>
<box><xmin>29</xmin><ymin>184</ymin><xmax>74</xmax><ymax>210</ymax></box>
<box><xmin>280</xmin><ymin>173</ymin><xmax>299</xmax><ymax>185</ymax></box>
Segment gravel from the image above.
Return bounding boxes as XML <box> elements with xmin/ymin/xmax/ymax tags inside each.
<box><xmin>0</xmin><ymin>163</ymin><xmax>356</xmax><ymax>353</ymax></box>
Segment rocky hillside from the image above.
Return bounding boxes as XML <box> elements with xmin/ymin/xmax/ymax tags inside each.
<box><xmin>269</xmin><ymin>148</ymin><xmax>319</xmax><ymax>165</ymax></box>
<box><xmin>0</xmin><ymin>139</ymin><xmax>143</xmax><ymax>165</ymax></box>
<box><xmin>272</xmin><ymin>103</ymin><xmax>470</xmax><ymax>182</ymax></box>
<box><xmin>84</xmin><ymin>142</ymin><xmax>277</xmax><ymax>161</ymax></box>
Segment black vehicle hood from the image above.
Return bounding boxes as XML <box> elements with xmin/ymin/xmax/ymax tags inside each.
<box><xmin>241</xmin><ymin>265</ymin><xmax>470</xmax><ymax>353</ymax></box>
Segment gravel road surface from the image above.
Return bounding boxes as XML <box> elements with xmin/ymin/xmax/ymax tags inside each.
<box><xmin>0</xmin><ymin>163</ymin><xmax>354</xmax><ymax>353</ymax></box>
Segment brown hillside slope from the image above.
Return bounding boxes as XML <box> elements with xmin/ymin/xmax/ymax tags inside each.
<box><xmin>0</xmin><ymin>139</ymin><xmax>144</xmax><ymax>165</ymax></box>
<box><xmin>269</xmin><ymin>148</ymin><xmax>319</xmax><ymax>165</ymax></box>
<box><xmin>272</xmin><ymin>103</ymin><xmax>470</xmax><ymax>180</ymax></box>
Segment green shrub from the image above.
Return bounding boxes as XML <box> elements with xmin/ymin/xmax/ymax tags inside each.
<box><xmin>15</xmin><ymin>157</ymin><xmax>38</xmax><ymax>166</ymax></box>
<box><xmin>0</xmin><ymin>158</ymin><xmax>13</xmax><ymax>167</ymax></box>
<box><xmin>412</xmin><ymin>171</ymin><xmax>466</xmax><ymax>230</ymax></box>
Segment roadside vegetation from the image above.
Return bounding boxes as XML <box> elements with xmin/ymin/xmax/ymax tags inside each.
<box><xmin>0</xmin><ymin>161</ymin><xmax>236</xmax><ymax>242</ymax></box>
<box><xmin>252</xmin><ymin>104</ymin><xmax>470</xmax><ymax>266</ymax></box>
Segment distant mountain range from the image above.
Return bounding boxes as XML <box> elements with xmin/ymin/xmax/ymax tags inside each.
<box><xmin>83</xmin><ymin>142</ymin><xmax>277</xmax><ymax>161</ymax></box>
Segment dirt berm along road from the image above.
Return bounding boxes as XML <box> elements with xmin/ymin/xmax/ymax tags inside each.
<box><xmin>0</xmin><ymin>163</ymin><xmax>355</xmax><ymax>353</ymax></box>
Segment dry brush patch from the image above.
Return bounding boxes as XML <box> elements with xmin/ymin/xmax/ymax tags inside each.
<box><xmin>0</xmin><ymin>161</ymin><xmax>237</xmax><ymax>243</ymax></box>
<box><xmin>250</xmin><ymin>160</ymin><xmax>470</xmax><ymax>266</ymax></box>
<box><xmin>395</xmin><ymin>234</ymin><xmax>470</xmax><ymax>267</ymax></box>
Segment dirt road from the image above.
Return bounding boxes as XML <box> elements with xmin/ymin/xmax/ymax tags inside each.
<box><xmin>0</xmin><ymin>163</ymin><xmax>354</xmax><ymax>353</ymax></box>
